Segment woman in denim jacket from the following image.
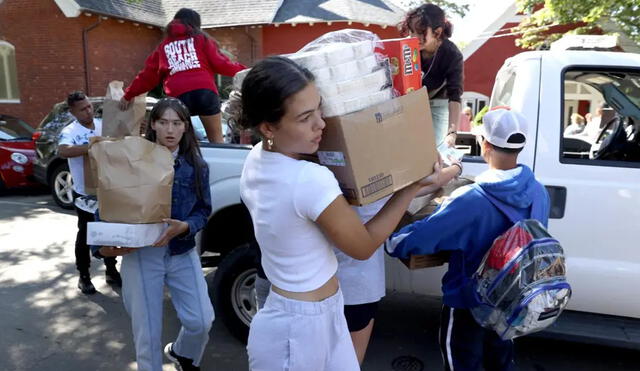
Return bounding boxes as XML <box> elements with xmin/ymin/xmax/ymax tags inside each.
<box><xmin>93</xmin><ymin>98</ymin><xmax>213</xmax><ymax>371</ymax></box>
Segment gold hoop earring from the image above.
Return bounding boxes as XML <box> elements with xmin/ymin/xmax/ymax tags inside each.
<box><xmin>266</xmin><ymin>137</ymin><xmax>274</xmax><ymax>150</ymax></box>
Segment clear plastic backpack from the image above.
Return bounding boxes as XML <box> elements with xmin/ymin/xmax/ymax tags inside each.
<box><xmin>470</xmin><ymin>184</ymin><xmax>572</xmax><ymax>340</ymax></box>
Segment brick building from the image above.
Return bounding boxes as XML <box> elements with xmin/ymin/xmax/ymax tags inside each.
<box><xmin>0</xmin><ymin>0</ymin><xmax>403</xmax><ymax>127</ymax></box>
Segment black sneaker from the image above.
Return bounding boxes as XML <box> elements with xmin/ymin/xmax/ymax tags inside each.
<box><xmin>164</xmin><ymin>342</ymin><xmax>200</xmax><ymax>371</ymax></box>
<box><xmin>78</xmin><ymin>275</ymin><xmax>96</xmax><ymax>295</ymax></box>
<box><xmin>105</xmin><ymin>268</ymin><xmax>122</xmax><ymax>287</ymax></box>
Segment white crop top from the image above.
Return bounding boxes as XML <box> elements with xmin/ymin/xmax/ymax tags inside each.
<box><xmin>239</xmin><ymin>142</ymin><xmax>343</xmax><ymax>292</ymax></box>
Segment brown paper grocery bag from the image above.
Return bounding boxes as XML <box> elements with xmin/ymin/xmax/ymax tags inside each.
<box><xmin>89</xmin><ymin>136</ymin><xmax>174</xmax><ymax>223</ymax></box>
<box><xmin>84</xmin><ymin>137</ymin><xmax>107</xmax><ymax>196</ymax></box>
<box><xmin>101</xmin><ymin>81</ymin><xmax>146</xmax><ymax>137</ymax></box>
<box><xmin>83</xmin><ymin>154</ymin><xmax>98</xmax><ymax>195</ymax></box>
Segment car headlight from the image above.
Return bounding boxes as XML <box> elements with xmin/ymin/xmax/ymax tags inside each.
<box><xmin>11</xmin><ymin>152</ymin><xmax>29</xmax><ymax>165</ymax></box>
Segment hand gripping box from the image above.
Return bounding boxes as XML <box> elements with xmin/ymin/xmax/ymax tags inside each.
<box><xmin>317</xmin><ymin>88</ymin><xmax>438</xmax><ymax>206</ymax></box>
<box><xmin>377</xmin><ymin>37</ymin><xmax>422</xmax><ymax>95</ymax></box>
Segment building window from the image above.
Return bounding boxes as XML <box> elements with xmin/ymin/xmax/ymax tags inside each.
<box><xmin>0</xmin><ymin>41</ymin><xmax>20</xmax><ymax>102</ymax></box>
<box><xmin>561</xmin><ymin>68</ymin><xmax>640</xmax><ymax>167</ymax></box>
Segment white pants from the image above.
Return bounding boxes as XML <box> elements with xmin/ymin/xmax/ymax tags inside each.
<box><xmin>121</xmin><ymin>246</ymin><xmax>214</xmax><ymax>371</ymax></box>
<box><xmin>247</xmin><ymin>288</ymin><xmax>360</xmax><ymax>371</ymax></box>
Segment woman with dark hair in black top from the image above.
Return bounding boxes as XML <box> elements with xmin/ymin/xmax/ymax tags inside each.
<box><xmin>400</xmin><ymin>3</ymin><xmax>464</xmax><ymax>148</ymax></box>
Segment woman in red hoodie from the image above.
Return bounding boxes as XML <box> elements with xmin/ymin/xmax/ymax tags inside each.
<box><xmin>120</xmin><ymin>8</ymin><xmax>246</xmax><ymax>143</ymax></box>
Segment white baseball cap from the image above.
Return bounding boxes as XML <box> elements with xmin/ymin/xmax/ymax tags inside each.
<box><xmin>472</xmin><ymin>108</ymin><xmax>528</xmax><ymax>149</ymax></box>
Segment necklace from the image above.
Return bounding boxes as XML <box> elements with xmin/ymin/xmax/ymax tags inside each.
<box><xmin>423</xmin><ymin>43</ymin><xmax>441</xmax><ymax>80</ymax></box>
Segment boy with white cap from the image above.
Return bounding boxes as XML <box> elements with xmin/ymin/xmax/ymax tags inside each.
<box><xmin>385</xmin><ymin>108</ymin><xmax>550</xmax><ymax>371</ymax></box>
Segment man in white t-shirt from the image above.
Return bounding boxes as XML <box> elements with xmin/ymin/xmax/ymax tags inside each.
<box><xmin>58</xmin><ymin>91</ymin><xmax>121</xmax><ymax>294</ymax></box>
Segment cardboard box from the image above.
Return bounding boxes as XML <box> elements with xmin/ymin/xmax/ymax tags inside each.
<box><xmin>377</xmin><ymin>37</ymin><xmax>422</xmax><ymax>95</ymax></box>
<box><xmin>395</xmin><ymin>177</ymin><xmax>475</xmax><ymax>269</ymax></box>
<box><xmin>87</xmin><ymin>222</ymin><xmax>166</xmax><ymax>248</ymax></box>
<box><xmin>401</xmin><ymin>253</ymin><xmax>449</xmax><ymax>269</ymax></box>
<box><xmin>317</xmin><ymin>88</ymin><xmax>437</xmax><ymax>206</ymax></box>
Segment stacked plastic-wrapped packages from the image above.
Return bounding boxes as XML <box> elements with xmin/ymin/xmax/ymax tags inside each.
<box><xmin>289</xmin><ymin>30</ymin><xmax>392</xmax><ymax>117</ymax></box>
<box><xmin>232</xmin><ymin>30</ymin><xmax>392</xmax><ymax>118</ymax></box>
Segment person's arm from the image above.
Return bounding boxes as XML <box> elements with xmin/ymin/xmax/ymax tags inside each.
<box><xmin>415</xmin><ymin>162</ymin><xmax>461</xmax><ymax>197</ymax></box>
<box><xmin>315</xmin><ymin>165</ymin><xmax>441</xmax><ymax>260</ymax></box>
<box><xmin>58</xmin><ymin>144</ymin><xmax>88</xmax><ymax>159</ymax></box>
<box><xmin>445</xmin><ymin>45</ymin><xmax>465</xmax><ymax>147</ymax></box>
<box><xmin>446</xmin><ymin>101</ymin><xmax>461</xmax><ymax>147</ymax></box>
<box><xmin>120</xmin><ymin>48</ymin><xmax>164</xmax><ymax>109</ymax></box>
<box><xmin>202</xmin><ymin>37</ymin><xmax>247</xmax><ymax>77</ymax></box>
<box><xmin>96</xmin><ymin>246</ymin><xmax>136</xmax><ymax>257</ymax></box>
<box><xmin>386</xmin><ymin>187</ymin><xmax>479</xmax><ymax>258</ymax></box>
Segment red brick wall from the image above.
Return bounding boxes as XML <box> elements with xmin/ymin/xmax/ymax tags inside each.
<box><xmin>0</xmin><ymin>0</ymin><xmax>162</xmax><ymax>127</ymax></box>
<box><xmin>207</xmin><ymin>27</ymin><xmax>261</xmax><ymax>66</ymax></box>
<box><xmin>262</xmin><ymin>23</ymin><xmax>401</xmax><ymax>56</ymax></box>
<box><xmin>86</xmin><ymin>20</ymin><xmax>162</xmax><ymax>98</ymax></box>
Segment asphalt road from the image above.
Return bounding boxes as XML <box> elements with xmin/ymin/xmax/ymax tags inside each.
<box><xmin>0</xmin><ymin>190</ymin><xmax>638</xmax><ymax>371</ymax></box>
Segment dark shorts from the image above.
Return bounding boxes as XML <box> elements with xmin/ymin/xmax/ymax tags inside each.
<box><xmin>177</xmin><ymin>89</ymin><xmax>221</xmax><ymax>116</ymax></box>
<box><xmin>344</xmin><ymin>301</ymin><xmax>379</xmax><ymax>332</ymax></box>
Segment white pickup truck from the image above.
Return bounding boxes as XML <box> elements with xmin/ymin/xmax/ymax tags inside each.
<box><xmin>199</xmin><ymin>50</ymin><xmax>640</xmax><ymax>348</ymax></box>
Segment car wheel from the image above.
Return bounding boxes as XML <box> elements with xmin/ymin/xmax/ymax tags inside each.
<box><xmin>211</xmin><ymin>243</ymin><xmax>259</xmax><ymax>343</ymax></box>
<box><xmin>50</xmin><ymin>163</ymin><xmax>74</xmax><ymax>209</ymax></box>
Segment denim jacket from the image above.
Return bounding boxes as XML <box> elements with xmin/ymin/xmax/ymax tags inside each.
<box><xmin>91</xmin><ymin>153</ymin><xmax>211</xmax><ymax>257</ymax></box>
<box><xmin>169</xmin><ymin>154</ymin><xmax>212</xmax><ymax>255</ymax></box>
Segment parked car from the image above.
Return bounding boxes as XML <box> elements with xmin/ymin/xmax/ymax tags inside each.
<box><xmin>199</xmin><ymin>50</ymin><xmax>640</xmax><ymax>349</ymax></box>
<box><xmin>32</xmin><ymin>97</ymin><xmax>157</xmax><ymax>208</ymax></box>
<box><xmin>0</xmin><ymin>114</ymin><xmax>40</xmax><ymax>191</ymax></box>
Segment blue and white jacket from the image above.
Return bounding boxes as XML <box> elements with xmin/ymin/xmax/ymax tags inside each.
<box><xmin>386</xmin><ymin>164</ymin><xmax>550</xmax><ymax>308</ymax></box>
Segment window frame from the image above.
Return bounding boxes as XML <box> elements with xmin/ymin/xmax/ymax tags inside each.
<box><xmin>0</xmin><ymin>41</ymin><xmax>20</xmax><ymax>103</ymax></box>
<box><xmin>559</xmin><ymin>65</ymin><xmax>640</xmax><ymax>169</ymax></box>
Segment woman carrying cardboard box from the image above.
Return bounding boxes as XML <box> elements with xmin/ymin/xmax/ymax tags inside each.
<box><xmin>400</xmin><ymin>3</ymin><xmax>464</xmax><ymax>149</ymax></box>
<box><xmin>92</xmin><ymin>98</ymin><xmax>214</xmax><ymax>371</ymax></box>
<box><xmin>234</xmin><ymin>56</ymin><xmax>451</xmax><ymax>370</ymax></box>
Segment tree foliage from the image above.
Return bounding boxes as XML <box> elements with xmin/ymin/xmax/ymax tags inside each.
<box><xmin>514</xmin><ymin>0</ymin><xmax>640</xmax><ymax>49</ymax></box>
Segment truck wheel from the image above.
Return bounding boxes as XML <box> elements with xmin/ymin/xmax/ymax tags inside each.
<box><xmin>49</xmin><ymin>163</ymin><xmax>74</xmax><ymax>209</ymax></box>
<box><xmin>211</xmin><ymin>244</ymin><xmax>259</xmax><ymax>343</ymax></box>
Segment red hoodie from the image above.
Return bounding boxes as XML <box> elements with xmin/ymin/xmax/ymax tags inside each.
<box><xmin>124</xmin><ymin>20</ymin><xmax>246</xmax><ymax>100</ymax></box>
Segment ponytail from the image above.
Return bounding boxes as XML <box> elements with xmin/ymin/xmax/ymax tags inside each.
<box><xmin>442</xmin><ymin>19</ymin><xmax>453</xmax><ymax>39</ymax></box>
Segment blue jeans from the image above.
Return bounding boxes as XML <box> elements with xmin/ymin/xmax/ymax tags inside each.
<box><xmin>430</xmin><ymin>99</ymin><xmax>449</xmax><ymax>147</ymax></box>
<box><xmin>121</xmin><ymin>246</ymin><xmax>214</xmax><ymax>371</ymax></box>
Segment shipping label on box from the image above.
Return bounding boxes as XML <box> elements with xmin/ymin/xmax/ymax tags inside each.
<box><xmin>87</xmin><ymin>222</ymin><xmax>167</xmax><ymax>248</ymax></box>
<box><xmin>318</xmin><ymin>88</ymin><xmax>438</xmax><ymax>205</ymax></box>
<box><xmin>377</xmin><ymin>37</ymin><xmax>422</xmax><ymax>95</ymax></box>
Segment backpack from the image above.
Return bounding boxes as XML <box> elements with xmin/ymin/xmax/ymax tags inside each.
<box><xmin>469</xmin><ymin>184</ymin><xmax>572</xmax><ymax>340</ymax></box>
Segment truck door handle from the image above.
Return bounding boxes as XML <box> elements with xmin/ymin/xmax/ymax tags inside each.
<box><xmin>545</xmin><ymin>186</ymin><xmax>566</xmax><ymax>219</ymax></box>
